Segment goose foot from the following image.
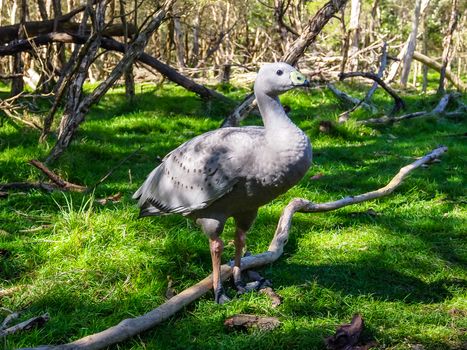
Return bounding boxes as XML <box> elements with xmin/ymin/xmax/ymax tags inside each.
<box><xmin>232</xmin><ymin>268</ymin><xmax>272</xmax><ymax>295</ymax></box>
<box><xmin>215</xmin><ymin>286</ymin><xmax>231</xmax><ymax>304</ymax></box>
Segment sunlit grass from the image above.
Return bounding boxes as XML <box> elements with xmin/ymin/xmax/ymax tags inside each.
<box><xmin>1</xmin><ymin>82</ymin><xmax>466</xmax><ymax>349</ymax></box>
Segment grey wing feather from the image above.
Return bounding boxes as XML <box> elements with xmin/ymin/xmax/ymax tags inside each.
<box><xmin>133</xmin><ymin>128</ymin><xmax>259</xmax><ymax>215</ymax></box>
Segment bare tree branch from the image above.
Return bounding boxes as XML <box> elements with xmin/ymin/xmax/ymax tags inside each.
<box><xmin>360</xmin><ymin>93</ymin><xmax>455</xmax><ymax>125</ymax></box>
<box><xmin>339</xmin><ymin>71</ymin><xmax>405</xmax><ymax>115</ymax></box>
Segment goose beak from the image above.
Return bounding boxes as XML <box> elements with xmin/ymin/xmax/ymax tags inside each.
<box><xmin>290</xmin><ymin>71</ymin><xmax>310</xmax><ymax>87</ymax></box>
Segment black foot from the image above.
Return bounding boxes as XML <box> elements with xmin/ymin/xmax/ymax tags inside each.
<box><xmin>214</xmin><ymin>287</ymin><xmax>231</xmax><ymax>304</ymax></box>
<box><xmin>234</xmin><ymin>280</ymin><xmax>247</xmax><ymax>294</ymax></box>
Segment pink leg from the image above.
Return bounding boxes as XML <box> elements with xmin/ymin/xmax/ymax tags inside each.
<box><xmin>233</xmin><ymin>228</ymin><xmax>246</xmax><ymax>292</ymax></box>
<box><xmin>209</xmin><ymin>237</ymin><xmax>230</xmax><ymax>304</ymax></box>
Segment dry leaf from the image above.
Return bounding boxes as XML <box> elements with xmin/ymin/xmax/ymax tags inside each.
<box><xmin>325</xmin><ymin>314</ymin><xmax>376</xmax><ymax>350</ymax></box>
<box><xmin>310</xmin><ymin>173</ymin><xmax>324</xmax><ymax>180</ymax></box>
<box><xmin>96</xmin><ymin>192</ymin><xmax>122</xmax><ymax>205</ymax></box>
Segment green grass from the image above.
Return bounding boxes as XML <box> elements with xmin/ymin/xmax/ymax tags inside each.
<box><xmin>0</xmin><ymin>82</ymin><xmax>466</xmax><ymax>350</ymax></box>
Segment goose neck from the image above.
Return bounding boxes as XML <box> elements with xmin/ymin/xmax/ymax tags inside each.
<box><xmin>255</xmin><ymin>91</ymin><xmax>294</xmax><ymax>131</ymax></box>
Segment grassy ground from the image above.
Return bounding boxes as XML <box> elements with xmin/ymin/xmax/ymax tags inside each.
<box><xmin>0</xmin><ymin>81</ymin><xmax>466</xmax><ymax>350</ymax></box>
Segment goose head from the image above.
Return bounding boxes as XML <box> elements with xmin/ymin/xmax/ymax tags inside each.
<box><xmin>254</xmin><ymin>62</ymin><xmax>309</xmax><ymax>97</ymax></box>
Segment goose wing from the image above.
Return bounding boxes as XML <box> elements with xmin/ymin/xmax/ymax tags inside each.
<box><xmin>133</xmin><ymin>127</ymin><xmax>263</xmax><ymax>216</ymax></box>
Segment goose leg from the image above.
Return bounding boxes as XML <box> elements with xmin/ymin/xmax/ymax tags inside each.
<box><xmin>233</xmin><ymin>210</ymin><xmax>257</xmax><ymax>294</ymax></box>
<box><xmin>233</xmin><ymin>228</ymin><xmax>247</xmax><ymax>293</ymax></box>
<box><xmin>209</xmin><ymin>237</ymin><xmax>230</xmax><ymax>304</ymax></box>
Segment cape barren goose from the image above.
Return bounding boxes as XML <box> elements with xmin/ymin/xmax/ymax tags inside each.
<box><xmin>133</xmin><ymin>62</ymin><xmax>312</xmax><ymax>303</ymax></box>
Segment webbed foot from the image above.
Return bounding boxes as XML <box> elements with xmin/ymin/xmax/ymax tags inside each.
<box><xmin>214</xmin><ymin>286</ymin><xmax>231</xmax><ymax>304</ymax></box>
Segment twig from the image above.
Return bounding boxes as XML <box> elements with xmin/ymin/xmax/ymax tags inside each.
<box><xmin>339</xmin><ymin>71</ymin><xmax>405</xmax><ymax>115</ymax></box>
<box><xmin>91</xmin><ymin>147</ymin><xmax>142</xmax><ymax>190</ymax></box>
<box><xmin>18</xmin><ymin>146</ymin><xmax>448</xmax><ymax>350</ymax></box>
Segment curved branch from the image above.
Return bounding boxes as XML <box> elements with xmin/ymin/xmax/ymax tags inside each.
<box><xmin>19</xmin><ymin>146</ymin><xmax>448</xmax><ymax>350</ymax></box>
<box><xmin>339</xmin><ymin>71</ymin><xmax>405</xmax><ymax>115</ymax></box>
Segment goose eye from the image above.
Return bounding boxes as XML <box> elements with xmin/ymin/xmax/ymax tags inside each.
<box><xmin>276</xmin><ymin>69</ymin><xmax>283</xmax><ymax>76</ymax></box>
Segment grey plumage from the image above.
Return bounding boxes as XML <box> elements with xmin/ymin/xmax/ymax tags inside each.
<box><xmin>134</xmin><ymin>62</ymin><xmax>312</xmax><ymax>303</ymax></box>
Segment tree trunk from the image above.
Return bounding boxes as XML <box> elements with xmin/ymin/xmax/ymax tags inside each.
<box><xmin>348</xmin><ymin>0</ymin><xmax>361</xmax><ymax>71</ymax></box>
<box><xmin>119</xmin><ymin>0</ymin><xmax>135</xmax><ymax>101</ymax></box>
<box><xmin>437</xmin><ymin>0</ymin><xmax>459</xmax><ymax>94</ymax></box>
<box><xmin>421</xmin><ymin>10</ymin><xmax>428</xmax><ymax>93</ymax></box>
<box><xmin>173</xmin><ymin>15</ymin><xmax>186</xmax><ymax>68</ymax></box>
<box><xmin>190</xmin><ymin>7</ymin><xmax>201</xmax><ymax>67</ymax></box>
<box><xmin>400</xmin><ymin>0</ymin><xmax>423</xmax><ymax>87</ymax></box>
<box><xmin>10</xmin><ymin>0</ymin><xmax>26</xmax><ymax>96</ymax></box>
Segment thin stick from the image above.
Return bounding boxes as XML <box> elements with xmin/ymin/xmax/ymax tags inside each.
<box><xmin>91</xmin><ymin>147</ymin><xmax>142</xmax><ymax>190</ymax></box>
<box><xmin>18</xmin><ymin>146</ymin><xmax>448</xmax><ymax>350</ymax></box>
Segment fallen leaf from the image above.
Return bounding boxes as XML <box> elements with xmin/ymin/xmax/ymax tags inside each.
<box><xmin>224</xmin><ymin>314</ymin><xmax>280</xmax><ymax>332</ymax></box>
<box><xmin>325</xmin><ymin>314</ymin><xmax>376</xmax><ymax>350</ymax></box>
<box><xmin>310</xmin><ymin>173</ymin><xmax>324</xmax><ymax>181</ymax></box>
<box><xmin>96</xmin><ymin>192</ymin><xmax>122</xmax><ymax>205</ymax></box>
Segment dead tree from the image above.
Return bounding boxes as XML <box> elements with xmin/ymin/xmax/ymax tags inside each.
<box><xmin>45</xmin><ymin>0</ymin><xmax>175</xmax><ymax>163</ymax></box>
<box><xmin>119</xmin><ymin>0</ymin><xmax>135</xmax><ymax>101</ymax></box>
<box><xmin>0</xmin><ymin>33</ymin><xmax>230</xmax><ymax>103</ymax></box>
<box><xmin>10</xmin><ymin>0</ymin><xmax>27</xmax><ymax>96</ymax></box>
<box><xmin>222</xmin><ymin>0</ymin><xmax>349</xmax><ymax>128</ymax></box>
<box><xmin>437</xmin><ymin>0</ymin><xmax>459</xmax><ymax>94</ymax></box>
<box><xmin>399</xmin><ymin>0</ymin><xmax>427</xmax><ymax>87</ymax></box>
<box><xmin>347</xmin><ymin>0</ymin><xmax>361</xmax><ymax>71</ymax></box>
<box><xmin>385</xmin><ymin>0</ymin><xmax>430</xmax><ymax>84</ymax></box>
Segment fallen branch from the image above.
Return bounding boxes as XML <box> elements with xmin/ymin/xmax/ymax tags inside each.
<box><xmin>412</xmin><ymin>51</ymin><xmax>466</xmax><ymax>92</ymax></box>
<box><xmin>360</xmin><ymin>93</ymin><xmax>454</xmax><ymax>125</ymax></box>
<box><xmin>0</xmin><ymin>161</ymin><xmax>87</xmax><ymax>194</ymax></box>
<box><xmin>0</xmin><ymin>182</ymin><xmax>57</xmax><ymax>193</ymax></box>
<box><xmin>19</xmin><ymin>146</ymin><xmax>447</xmax><ymax>350</ymax></box>
<box><xmin>29</xmin><ymin>160</ymin><xmax>87</xmax><ymax>192</ymax></box>
<box><xmin>339</xmin><ymin>72</ymin><xmax>405</xmax><ymax>115</ymax></box>
<box><xmin>338</xmin><ymin>43</ymin><xmax>388</xmax><ymax>123</ymax></box>
<box><xmin>0</xmin><ymin>314</ymin><xmax>49</xmax><ymax>337</ymax></box>
<box><xmin>0</xmin><ymin>33</ymin><xmax>229</xmax><ymax>104</ymax></box>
